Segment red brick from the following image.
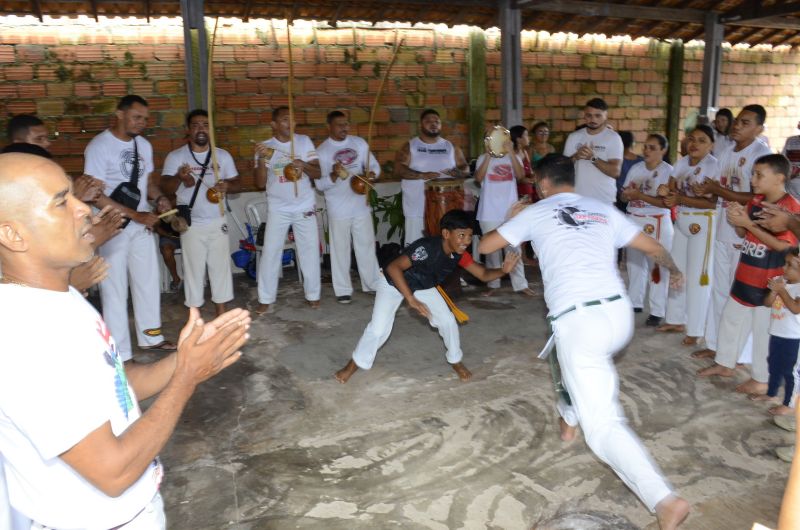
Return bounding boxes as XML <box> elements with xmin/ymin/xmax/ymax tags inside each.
<box><xmin>47</xmin><ymin>82</ymin><xmax>74</xmax><ymax>97</ymax></box>
<box><xmin>20</xmin><ymin>83</ymin><xmax>47</xmax><ymax>98</ymax></box>
<box><xmin>154</xmin><ymin>45</ymin><xmax>181</xmax><ymax>61</ymax></box>
<box><xmin>4</xmin><ymin>65</ymin><xmax>34</xmax><ymax>81</ymax></box>
<box><xmin>0</xmin><ymin>84</ymin><xmax>17</xmax><ymax>98</ymax></box>
<box><xmin>8</xmin><ymin>101</ymin><xmax>37</xmax><ymax>114</ymax></box>
<box><xmin>0</xmin><ymin>45</ymin><xmax>15</xmax><ymax>63</ymax></box>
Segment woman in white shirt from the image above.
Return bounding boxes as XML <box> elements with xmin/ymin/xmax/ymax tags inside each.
<box><xmin>621</xmin><ymin>133</ymin><xmax>673</xmax><ymax>326</ymax></box>
<box><xmin>658</xmin><ymin>125</ymin><xmax>719</xmax><ymax>345</ymax></box>
<box><xmin>476</xmin><ymin>128</ymin><xmax>535</xmax><ymax>297</ymax></box>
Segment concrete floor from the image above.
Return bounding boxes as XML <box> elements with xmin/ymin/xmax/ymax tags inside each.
<box><xmin>143</xmin><ymin>267</ymin><xmax>792</xmax><ymax>530</ymax></box>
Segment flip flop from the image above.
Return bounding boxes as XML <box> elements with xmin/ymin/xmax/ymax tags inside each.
<box><xmin>140</xmin><ymin>340</ymin><xmax>177</xmax><ymax>353</ymax></box>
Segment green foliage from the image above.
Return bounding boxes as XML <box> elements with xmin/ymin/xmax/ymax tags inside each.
<box><xmin>123</xmin><ymin>50</ymin><xmax>134</xmax><ymax>66</ymax></box>
<box><xmin>56</xmin><ymin>64</ymin><xmax>72</xmax><ymax>82</ymax></box>
<box><xmin>370</xmin><ymin>191</ymin><xmax>405</xmax><ymax>243</ymax></box>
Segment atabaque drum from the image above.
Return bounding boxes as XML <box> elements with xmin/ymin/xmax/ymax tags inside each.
<box><xmin>424</xmin><ymin>178</ymin><xmax>464</xmax><ymax>236</ymax></box>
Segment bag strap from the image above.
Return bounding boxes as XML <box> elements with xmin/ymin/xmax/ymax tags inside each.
<box><xmin>129</xmin><ymin>137</ymin><xmax>140</xmax><ymax>188</ymax></box>
<box><xmin>188</xmin><ymin>148</ymin><xmax>212</xmax><ymax>209</ymax></box>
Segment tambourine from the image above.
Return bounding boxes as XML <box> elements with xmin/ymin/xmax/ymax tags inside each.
<box><xmin>485</xmin><ymin>125</ymin><xmax>511</xmax><ymax>158</ymax></box>
<box><xmin>350</xmin><ymin>171</ymin><xmax>376</xmax><ymax>195</ymax></box>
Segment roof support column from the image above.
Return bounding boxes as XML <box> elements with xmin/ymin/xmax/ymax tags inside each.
<box><xmin>699</xmin><ymin>11</ymin><xmax>723</xmax><ymax>119</ymax></box>
<box><xmin>467</xmin><ymin>29</ymin><xmax>488</xmax><ymax>159</ymax></box>
<box><xmin>180</xmin><ymin>0</ymin><xmax>209</xmax><ymax>111</ymax></box>
<box><xmin>499</xmin><ymin>0</ymin><xmax>523</xmax><ymax>127</ymax></box>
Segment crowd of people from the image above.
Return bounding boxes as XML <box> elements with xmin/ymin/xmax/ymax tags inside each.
<box><xmin>4</xmin><ymin>91</ymin><xmax>800</xmax><ymax>529</ymax></box>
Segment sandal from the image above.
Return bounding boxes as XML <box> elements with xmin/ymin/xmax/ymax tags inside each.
<box><xmin>140</xmin><ymin>340</ymin><xmax>177</xmax><ymax>353</ymax></box>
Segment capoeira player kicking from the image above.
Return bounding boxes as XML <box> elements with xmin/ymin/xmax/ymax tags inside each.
<box><xmin>479</xmin><ymin>154</ymin><xmax>690</xmax><ymax>530</ymax></box>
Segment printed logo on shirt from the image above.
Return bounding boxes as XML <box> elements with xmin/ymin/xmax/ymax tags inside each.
<box><xmin>334</xmin><ymin>148</ymin><xmax>358</xmax><ymax>166</ymax></box>
<box><xmin>97</xmin><ymin>319</ymin><xmax>134</xmax><ymax>419</ymax></box>
<box><xmin>694</xmin><ymin>167</ymin><xmax>701</xmax><ymax>175</ymax></box>
<box><xmin>417</xmin><ymin>147</ymin><xmax>448</xmax><ymax>155</ymax></box>
<box><xmin>741</xmin><ymin>240</ymin><xmax>767</xmax><ymax>258</ymax></box>
<box><xmin>553</xmin><ymin>205</ymin><xmax>609</xmax><ymax>229</ymax></box>
<box><xmin>118</xmin><ymin>148</ymin><xmax>143</xmax><ymax>180</ymax></box>
<box><xmin>738</xmin><ymin>157</ymin><xmax>746</xmax><ymax>167</ymax></box>
<box><xmin>488</xmin><ymin>163</ymin><xmax>513</xmax><ymax>182</ymax></box>
<box><xmin>410</xmin><ymin>245</ymin><xmax>429</xmax><ymax>261</ymax></box>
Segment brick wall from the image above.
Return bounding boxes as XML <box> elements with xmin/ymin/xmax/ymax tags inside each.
<box><xmin>1</xmin><ymin>16</ymin><xmax>799</xmax><ymax>190</ymax></box>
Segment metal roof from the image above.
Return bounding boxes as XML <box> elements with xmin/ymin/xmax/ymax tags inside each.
<box><xmin>2</xmin><ymin>0</ymin><xmax>799</xmax><ymax>47</ymax></box>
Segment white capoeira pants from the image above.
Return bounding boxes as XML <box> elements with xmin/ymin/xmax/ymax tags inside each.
<box><xmin>180</xmin><ymin>217</ymin><xmax>234</xmax><ymax>308</ymax></box>
<box><xmin>257</xmin><ymin>209</ymin><xmax>321</xmax><ymax>305</ymax></box>
<box><xmin>626</xmin><ymin>213</ymin><xmax>674</xmax><ymax>318</ymax></box>
<box><xmin>479</xmin><ymin>220</ymin><xmax>529</xmax><ymax>290</ymax></box>
<box><xmin>404</xmin><ymin>216</ymin><xmax>425</xmax><ymax>246</ymax></box>
<box><xmin>664</xmin><ymin>210</ymin><xmax>716</xmax><ymax>337</ymax></box>
<box><xmin>704</xmin><ymin>240</ymin><xmax>750</xmax><ymax>356</ymax></box>
<box><xmin>352</xmin><ymin>275</ymin><xmax>463</xmax><ymax>369</ymax></box>
<box><xmin>329</xmin><ymin>213</ymin><xmax>380</xmax><ymax>297</ymax></box>
<box><xmin>553</xmin><ymin>295</ymin><xmax>673</xmax><ymax>511</ymax></box>
<box><xmin>29</xmin><ymin>493</ymin><xmax>165</xmax><ymax>530</ymax></box>
<box><xmin>98</xmin><ymin>222</ymin><xmax>165</xmax><ymax>362</ymax></box>
<box><xmin>714</xmin><ymin>298</ymin><xmax>770</xmax><ymax>383</ymax></box>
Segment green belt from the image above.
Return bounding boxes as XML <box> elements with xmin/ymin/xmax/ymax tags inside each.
<box><xmin>546</xmin><ymin>294</ymin><xmax>623</xmax><ymax>323</ymax></box>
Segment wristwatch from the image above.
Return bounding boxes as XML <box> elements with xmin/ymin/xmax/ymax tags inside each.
<box><xmin>590</xmin><ymin>156</ymin><xmax>598</xmax><ymax>163</ymax></box>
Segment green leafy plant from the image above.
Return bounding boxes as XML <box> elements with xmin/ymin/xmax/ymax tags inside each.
<box><xmin>370</xmin><ymin>190</ymin><xmax>405</xmax><ymax>243</ymax></box>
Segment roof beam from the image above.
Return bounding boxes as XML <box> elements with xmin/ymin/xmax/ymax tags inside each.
<box><xmin>514</xmin><ymin>0</ymin><xmax>705</xmax><ymax>23</ymax></box>
<box><xmin>90</xmin><ymin>0</ymin><xmax>99</xmax><ymax>21</ymax></box>
<box><xmin>32</xmin><ymin>0</ymin><xmax>43</xmax><ymax>21</ymax></box>
<box><xmin>725</xmin><ymin>16</ymin><xmax>800</xmax><ymax>30</ymax></box>
<box><xmin>721</xmin><ymin>1</ymin><xmax>800</xmax><ymax>24</ymax></box>
<box><xmin>242</xmin><ymin>0</ymin><xmax>254</xmax><ymax>22</ymax></box>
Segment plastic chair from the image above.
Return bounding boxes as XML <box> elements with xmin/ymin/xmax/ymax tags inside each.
<box><xmin>244</xmin><ymin>198</ymin><xmax>301</xmax><ymax>282</ymax></box>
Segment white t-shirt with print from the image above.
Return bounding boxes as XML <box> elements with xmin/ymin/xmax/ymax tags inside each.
<box><xmin>715</xmin><ymin>139</ymin><xmax>773</xmax><ymax>244</ymax></box>
<box><xmin>316</xmin><ymin>135</ymin><xmax>381</xmax><ymax>221</ymax></box>
<box><xmin>403</xmin><ymin>136</ymin><xmax>457</xmax><ymax>218</ymax></box>
<box><xmin>476</xmin><ymin>153</ymin><xmax>519</xmax><ymax>222</ymax></box>
<box><xmin>624</xmin><ymin>160</ymin><xmax>672</xmax><ymax>217</ymax></box>
<box><xmin>563</xmin><ymin>127</ymin><xmax>624</xmax><ymax>204</ymax></box>
<box><xmin>162</xmin><ymin>145</ymin><xmax>238</xmax><ymax>226</ymax></box>
<box><xmin>255</xmin><ymin>134</ymin><xmax>318</xmax><ymax>214</ymax></box>
<box><xmin>672</xmin><ymin>153</ymin><xmax>719</xmax><ymax>213</ymax></box>
<box><xmin>770</xmin><ymin>282</ymin><xmax>800</xmax><ymax>339</ymax></box>
<box><xmin>497</xmin><ymin>192</ymin><xmax>639</xmax><ymax>316</ymax></box>
<box><xmin>0</xmin><ymin>285</ymin><xmax>162</xmax><ymax>529</ymax></box>
<box><xmin>84</xmin><ymin>129</ymin><xmax>155</xmax><ymax>213</ymax></box>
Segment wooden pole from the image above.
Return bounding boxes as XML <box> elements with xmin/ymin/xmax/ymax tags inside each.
<box><xmin>207</xmin><ymin>17</ymin><xmax>224</xmax><ymax>215</ymax></box>
<box><xmin>286</xmin><ymin>20</ymin><xmax>298</xmax><ymax>197</ymax></box>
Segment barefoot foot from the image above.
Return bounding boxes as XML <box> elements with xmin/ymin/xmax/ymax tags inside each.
<box><xmin>691</xmin><ymin>348</ymin><xmax>715</xmax><ymax>359</ymax></box>
<box><xmin>481</xmin><ymin>288</ymin><xmax>497</xmax><ymax>298</ymax></box>
<box><xmin>451</xmin><ymin>362</ymin><xmax>472</xmax><ymax>381</ymax></box>
<box><xmin>655</xmin><ymin>494</ymin><xmax>690</xmax><ymax>530</ymax></box>
<box><xmin>517</xmin><ymin>287</ymin><xmax>537</xmax><ymax>297</ymax></box>
<box><xmin>770</xmin><ymin>405</ymin><xmax>795</xmax><ymax>416</ymax></box>
<box><xmin>681</xmin><ymin>336</ymin><xmax>700</xmax><ymax>346</ymax></box>
<box><xmin>749</xmin><ymin>393</ymin><xmax>779</xmax><ymax>402</ymax></box>
<box><xmin>736</xmin><ymin>379</ymin><xmax>768</xmax><ymax>394</ymax></box>
<box><xmin>656</xmin><ymin>324</ymin><xmax>685</xmax><ymax>333</ymax></box>
<box><xmin>334</xmin><ymin>360</ymin><xmax>358</xmax><ymax>384</ymax></box>
<box><xmin>307</xmin><ymin>300</ymin><xmax>320</xmax><ymax>309</ymax></box>
<box><xmin>559</xmin><ymin>418</ymin><xmax>578</xmax><ymax>442</ymax></box>
<box><xmin>254</xmin><ymin>303</ymin><xmax>272</xmax><ymax>316</ymax></box>
<box><xmin>697</xmin><ymin>364</ymin><xmax>736</xmax><ymax>377</ymax></box>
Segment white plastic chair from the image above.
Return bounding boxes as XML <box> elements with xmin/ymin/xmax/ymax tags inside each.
<box><xmin>244</xmin><ymin>198</ymin><xmax>301</xmax><ymax>282</ymax></box>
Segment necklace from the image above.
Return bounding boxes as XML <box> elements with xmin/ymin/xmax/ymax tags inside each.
<box><xmin>0</xmin><ymin>276</ymin><xmax>29</xmax><ymax>287</ymax></box>
<box><xmin>189</xmin><ymin>146</ymin><xmax>211</xmax><ymax>169</ymax></box>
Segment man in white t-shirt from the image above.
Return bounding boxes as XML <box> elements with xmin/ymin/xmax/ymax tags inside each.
<box><xmin>253</xmin><ymin>106</ymin><xmax>322</xmax><ymax>315</ymax></box>
<box><xmin>563</xmin><ymin>98</ymin><xmax>624</xmax><ymax>204</ymax></box>
<box><xmin>316</xmin><ymin>110</ymin><xmax>381</xmax><ymax>304</ymax></box>
<box><xmin>691</xmin><ymin>105</ymin><xmax>773</xmax><ymax>371</ymax></box>
<box><xmin>0</xmin><ymin>152</ymin><xmax>250</xmax><ymax>529</ymax></box>
<box><xmin>479</xmin><ymin>154</ymin><xmax>689</xmax><ymax>530</ymax></box>
<box><xmin>84</xmin><ymin>95</ymin><xmax>175</xmax><ymax>361</ymax></box>
<box><xmin>394</xmin><ymin>109</ymin><xmax>469</xmax><ymax>244</ymax></box>
<box><xmin>161</xmin><ymin>109</ymin><xmax>240</xmax><ymax>317</ymax></box>
<box><xmin>781</xmin><ymin>122</ymin><xmax>800</xmax><ymax>200</ymax></box>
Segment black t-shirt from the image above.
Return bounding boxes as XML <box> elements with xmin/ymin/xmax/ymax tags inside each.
<box><xmin>387</xmin><ymin>236</ymin><xmax>473</xmax><ymax>292</ymax></box>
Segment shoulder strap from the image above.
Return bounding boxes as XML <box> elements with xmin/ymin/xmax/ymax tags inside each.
<box><xmin>188</xmin><ymin>149</ymin><xmax>212</xmax><ymax>208</ymax></box>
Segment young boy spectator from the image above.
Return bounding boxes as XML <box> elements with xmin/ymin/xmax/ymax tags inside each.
<box><xmin>153</xmin><ymin>195</ymin><xmax>184</xmax><ymax>292</ymax></box>
<box><xmin>758</xmin><ymin>248</ymin><xmax>800</xmax><ymax>416</ymax></box>
<box><xmin>699</xmin><ymin>155</ymin><xmax>800</xmax><ymax>396</ymax></box>
<box><xmin>333</xmin><ymin>209</ymin><xmax>520</xmax><ymax>384</ymax></box>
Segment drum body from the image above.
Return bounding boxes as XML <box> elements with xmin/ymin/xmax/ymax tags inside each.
<box><xmin>424</xmin><ymin>179</ymin><xmax>465</xmax><ymax>236</ymax></box>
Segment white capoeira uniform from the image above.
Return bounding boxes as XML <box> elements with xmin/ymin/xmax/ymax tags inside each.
<box><xmin>402</xmin><ymin>136</ymin><xmax>457</xmax><ymax>245</ymax></box>
<box><xmin>162</xmin><ymin>144</ymin><xmax>237</xmax><ymax>308</ymax></box>
<box><xmin>255</xmin><ymin>134</ymin><xmax>321</xmax><ymax>305</ymax></box>
<box><xmin>498</xmin><ymin>192</ymin><xmax>675</xmax><ymax>512</ymax></box>
<box><xmin>663</xmin><ymin>154</ymin><xmax>719</xmax><ymax>337</ymax></box>
<box><xmin>475</xmin><ymin>152</ymin><xmax>529</xmax><ymax>291</ymax></box>
<box><xmin>624</xmin><ymin>160</ymin><xmax>674</xmax><ymax>318</ymax></box>
<box><xmin>563</xmin><ymin>126</ymin><xmax>624</xmax><ymax>204</ymax></box>
<box><xmin>703</xmin><ymin>140</ymin><xmax>773</xmax><ymax>352</ymax></box>
<box><xmin>316</xmin><ymin>134</ymin><xmax>381</xmax><ymax>297</ymax></box>
<box><xmin>84</xmin><ymin>130</ymin><xmax>165</xmax><ymax>361</ymax></box>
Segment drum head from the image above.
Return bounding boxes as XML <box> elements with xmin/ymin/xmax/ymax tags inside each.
<box><xmin>485</xmin><ymin>126</ymin><xmax>511</xmax><ymax>158</ymax></box>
